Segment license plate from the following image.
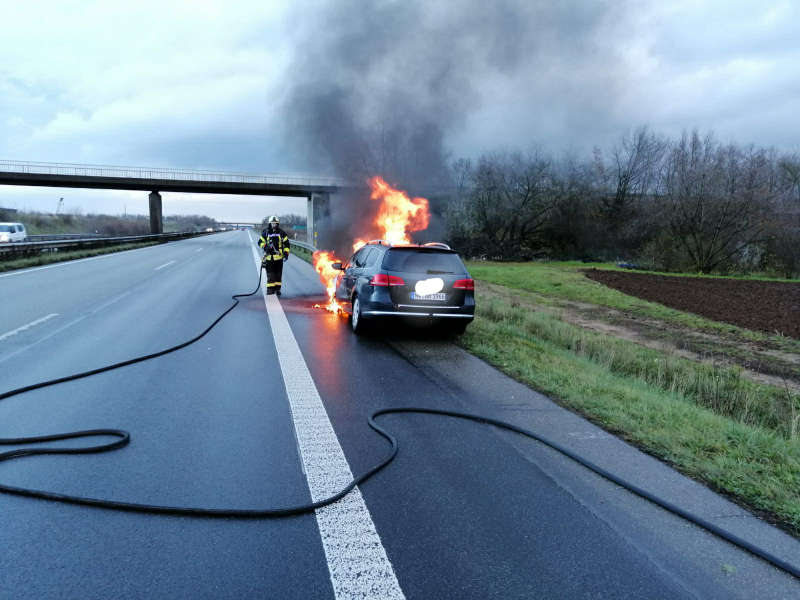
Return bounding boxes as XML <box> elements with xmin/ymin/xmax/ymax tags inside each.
<box><xmin>410</xmin><ymin>292</ymin><xmax>446</xmax><ymax>301</ymax></box>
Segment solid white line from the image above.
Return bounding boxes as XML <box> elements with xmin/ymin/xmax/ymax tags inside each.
<box><xmin>0</xmin><ymin>313</ymin><xmax>59</xmax><ymax>342</ymax></box>
<box><xmin>154</xmin><ymin>260</ymin><xmax>176</xmax><ymax>271</ymax></box>
<box><xmin>247</xmin><ymin>234</ymin><xmax>405</xmax><ymax>600</ymax></box>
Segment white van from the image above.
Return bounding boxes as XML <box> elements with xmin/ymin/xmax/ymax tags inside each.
<box><xmin>0</xmin><ymin>222</ymin><xmax>27</xmax><ymax>243</ymax></box>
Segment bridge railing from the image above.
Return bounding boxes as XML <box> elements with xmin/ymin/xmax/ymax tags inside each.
<box><xmin>0</xmin><ymin>159</ymin><xmax>347</xmax><ymax>188</ymax></box>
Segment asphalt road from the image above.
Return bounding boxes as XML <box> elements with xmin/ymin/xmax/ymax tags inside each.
<box><xmin>1</xmin><ymin>230</ymin><xmax>798</xmax><ymax>599</ymax></box>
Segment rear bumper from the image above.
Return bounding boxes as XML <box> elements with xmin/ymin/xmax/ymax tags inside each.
<box><xmin>363</xmin><ymin>310</ymin><xmax>473</xmax><ymax>319</ymax></box>
<box><xmin>338</xmin><ymin>285</ymin><xmax>475</xmax><ymax>320</ymax></box>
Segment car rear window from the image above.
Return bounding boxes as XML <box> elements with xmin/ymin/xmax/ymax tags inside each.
<box><xmin>382</xmin><ymin>248</ymin><xmax>466</xmax><ymax>274</ymax></box>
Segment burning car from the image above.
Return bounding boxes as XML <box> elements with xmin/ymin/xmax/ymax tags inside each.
<box><xmin>331</xmin><ymin>240</ymin><xmax>475</xmax><ymax>334</ymax></box>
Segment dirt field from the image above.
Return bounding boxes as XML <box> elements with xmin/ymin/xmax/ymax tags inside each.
<box><xmin>584</xmin><ymin>269</ymin><xmax>800</xmax><ymax>339</ymax></box>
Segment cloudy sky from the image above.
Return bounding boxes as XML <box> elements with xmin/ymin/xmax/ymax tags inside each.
<box><xmin>0</xmin><ymin>0</ymin><xmax>798</xmax><ymax>222</ymax></box>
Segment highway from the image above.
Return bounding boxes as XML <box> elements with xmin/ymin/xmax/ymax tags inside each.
<box><xmin>1</xmin><ymin>230</ymin><xmax>798</xmax><ymax>599</ymax></box>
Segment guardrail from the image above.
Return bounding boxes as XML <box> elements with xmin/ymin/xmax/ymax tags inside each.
<box><xmin>26</xmin><ymin>233</ymin><xmax>105</xmax><ymax>242</ymax></box>
<box><xmin>290</xmin><ymin>239</ymin><xmax>317</xmax><ymax>253</ymax></box>
<box><xmin>0</xmin><ymin>231</ymin><xmax>214</xmax><ymax>260</ymax></box>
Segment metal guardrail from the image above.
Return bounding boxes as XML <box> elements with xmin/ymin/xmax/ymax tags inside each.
<box><xmin>290</xmin><ymin>240</ymin><xmax>317</xmax><ymax>253</ymax></box>
<box><xmin>0</xmin><ymin>231</ymin><xmax>213</xmax><ymax>259</ymax></box>
<box><xmin>0</xmin><ymin>159</ymin><xmax>348</xmax><ymax>188</ymax></box>
<box><xmin>26</xmin><ymin>233</ymin><xmax>105</xmax><ymax>242</ymax></box>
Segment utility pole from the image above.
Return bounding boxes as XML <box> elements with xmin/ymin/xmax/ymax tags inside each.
<box><xmin>56</xmin><ymin>197</ymin><xmax>64</xmax><ymax>215</ymax></box>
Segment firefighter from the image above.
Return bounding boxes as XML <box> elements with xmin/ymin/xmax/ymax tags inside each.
<box><xmin>259</xmin><ymin>216</ymin><xmax>290</xmax><ymax>296</ymax></box>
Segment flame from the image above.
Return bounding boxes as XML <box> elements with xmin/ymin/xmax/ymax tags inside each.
<box><xmin>312</xmin><ymin>250</ymin><xmax>344</xmax><ymax>314</ymax></box>
<box><xmin>312</xmin><ymin>176</ymin><xmax>430</xmax><ymax>313</ymax></box>
<box><xmin>368</xmin><ymin>176</ymin><xmax>429</xmax><ymax>245</ymax></box>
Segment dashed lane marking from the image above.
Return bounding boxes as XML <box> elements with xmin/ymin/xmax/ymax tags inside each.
<box><xmin>0</xmin><ymin>291</ymin><xmax>130</xmax><ymax>365</ymax></box>
<box><xmin>247</xmin><ymin>233</ymin><xmax>405</xmax><ymax>600</ymax></box>
<box><xmin>0</xmin><ymin>314</ymin><xmax>59</xmax><ymax>342</ymax></box>
<box><xmin>154</xmin><ymin>260</ymin><xmax>176</xmax><ymax>271</ymax></box>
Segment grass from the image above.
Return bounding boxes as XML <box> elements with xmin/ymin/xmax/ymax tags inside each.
<box><xmin>459</xmin><ymin>285</ymin><xmax>800</xmax><ymax>533</ymax></box>
<box><xmin>466</xmin><ymin>260</ymin><xmax>800</xmax><ymax>353</ymax></box>
<box><xmin>292</xmin><ymin>245</ymin><xmax>313</xmax><ymax>264</ymax></box>
<box><xmin>0</xmin><ymin>242</ymin><xmax>159</xmax><ymax>272</ymax></box>
<box><xmin>597</xmin><ymin>262</ymin><xmax>800</xmax><ymax>284</ymax></box>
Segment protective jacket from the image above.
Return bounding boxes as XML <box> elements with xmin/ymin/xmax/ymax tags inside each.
<box><xmin>259</xmin><ymin>227</ymin><xmax>290</xmax><ymax>261</ymax></box>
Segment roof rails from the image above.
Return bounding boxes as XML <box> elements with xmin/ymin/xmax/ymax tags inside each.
<box><xmin>363</xmin><ymin>240</ymin><xmax>452</xmax><ymax>250</ymax></box>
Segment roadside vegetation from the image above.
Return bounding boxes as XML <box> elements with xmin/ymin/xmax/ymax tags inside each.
<box><xmin>458</xmin><ymin>262</ymin><xmax>800</xmax><ymax>535</ymax></box>
<box><xmin>0</xmin><ymin>242</ymin><xmax>160</xmax><ymax>272</ymax></box>
<box><xmin>467</xmin><ymin>261</ymin><xmax>800</xmax><ymax>353</ymax></box>
<box><xmin>446</xmin><ymin>129</ymin><xmax>799</xmax><ymax>279</ymax></box>
<box><xmin>0</xmin><ymin>208</ymin><xmax>218</xmax><ymax>236</ymax></box>
<box><xmin>291</xmin><ymin>244</ymin><xmax>313</xmax><ymax>264</ymax></box>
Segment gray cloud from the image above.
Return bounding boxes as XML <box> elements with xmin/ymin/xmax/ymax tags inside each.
<box><xmin>1</xmin><ymin>1</ymin><xmax>799</xmax><ymax>221</ymax></box>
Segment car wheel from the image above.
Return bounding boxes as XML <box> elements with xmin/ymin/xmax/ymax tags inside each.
<box><xmin>351</xmin><ymin>296</ymin><xmax>368</xmax><ymax>334</ymax></box>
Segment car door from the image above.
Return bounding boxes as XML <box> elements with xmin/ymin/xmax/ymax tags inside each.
<box><xmin>341</xmin><ymin>247</ymin><xmax>368</xmax><ymax>299</ymax></box>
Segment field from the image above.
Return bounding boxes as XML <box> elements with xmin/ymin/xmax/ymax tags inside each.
<box><xmin>585</xmin><ymin>269</ymin><xmax>800</xmax><ymax>339</ymax></box>
<box><xmin>461</xmin><ymin>261</ymin><xmax>800</xmax><ymax>535</ymax></box>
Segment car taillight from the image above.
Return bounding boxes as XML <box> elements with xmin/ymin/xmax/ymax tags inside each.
<box><xmin>370</xmin><ymin>273</ymin><xmax>405</xmax><ymax>286</ymax></box>
<box><xmin>453</xmin><ymin>278</ymin><xmax>474</xmax><ymax>290</ymax></box>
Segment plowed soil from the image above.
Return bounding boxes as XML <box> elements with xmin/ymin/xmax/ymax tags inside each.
<box><xmin>584</xmin><ymin>270</ymin><xmax>800</xmax><ymax>339</ymax></box>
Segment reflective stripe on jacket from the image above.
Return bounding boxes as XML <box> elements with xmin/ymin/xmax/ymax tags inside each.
<box><xmin>259</xmin><ymin>228</ymin><xmax>291</xmax><ymax>261</ymax></box>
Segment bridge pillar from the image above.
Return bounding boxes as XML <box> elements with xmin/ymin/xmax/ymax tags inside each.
<box><xmin>308</xmin><ymin>192</ymin><xmax>330</xmax><ymax>249</ymax></box>
<box><xmin>149</xmin><ymin>191</ymin><xmax>163</xmax><ymax>234</ymax></box>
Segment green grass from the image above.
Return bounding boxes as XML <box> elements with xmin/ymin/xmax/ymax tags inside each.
<box><xmin>292</xmin><ymin>245</ymin><xmax>313</xmax><ymax>264</ymax></box>
<box><xmin>0</xmin><ymin>242</ymin><xmax>159</xmax><ymax>272</ymax></box>
<box><xmin>597</xmin><ymin>262</ymin><xmax>800</xmax><ymax>284</ymax></box>
<box><xmin>466</xmin><ymin>260</ymin><xmax>800</xmax><ymax>352</ymax></box>
<box><xmin>478</xmin><ymin>286</ymin><xmax>799</xmax><ymax>438</ymax></box>
<box><xmin>459</xmin><ymin>287</ymin><xmax>800</xmax><ymax>533</ymax></box>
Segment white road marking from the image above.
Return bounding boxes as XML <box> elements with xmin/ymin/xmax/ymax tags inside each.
<box><xmin>195</xmin><ymin>248</ymin><xmax>204</xmax><ymax>252</ymax></box>
<box><xmin>248</xmin><ymin>234</ymin><xmax>405</xmax><ymax>600</ymax></box>
<box><xmin>0</xmin><ymin>291</ymin><xmax>130</xmax><ymax>364</ymax></box>
<box><xmin>154</xmin><ymin>260</ymin><xmax>176</xmax><ymax>271</ymax></box>
<box><xmin>0</xmin><ymin>244</ymin><xmax>162</xmax><ymax>279</ymax></box>
<box><xmin>0</xmin><ymin>313</ymin><xmax>59</xmax><ymax>342</ymax></box>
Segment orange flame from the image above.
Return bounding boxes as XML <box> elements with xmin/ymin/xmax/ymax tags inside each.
<box><xmin>312</xmin><ymin>250</ymin><xmax>344</xmax><ymax>313</ymax></box>
<box><xmin>356</xmin><ymin>176</ymin><xmax>429</xmax><ymax>249</ymax></box>
<box><xmin>313</xmin><ymin>176</ymin><xmax>430</xmax><ymax>312</ymax></box>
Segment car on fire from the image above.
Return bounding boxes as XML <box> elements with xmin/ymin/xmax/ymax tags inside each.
<box><xmin>333</xmin><ymin>240</ymin><xmax>475</xmax><ymax>334</ymax></box>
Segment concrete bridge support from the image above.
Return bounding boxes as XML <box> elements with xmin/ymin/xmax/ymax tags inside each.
<box><xmin>149</xmin><ymin>191</ymin><xmax>163</xmax><ymax>234</ymax></box>
<box><xmin>308</xmin><ymin>192</ymin><xmax>330</xmax><ymax>249</ymax></box>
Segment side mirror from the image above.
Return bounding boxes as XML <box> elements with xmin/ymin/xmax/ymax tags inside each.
<box><xmin>332</xmin><ymin>262</ymin><xmax>343</xmax><ymax>270</ymax></box>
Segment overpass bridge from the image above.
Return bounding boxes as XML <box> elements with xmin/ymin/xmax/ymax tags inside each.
<box><xmin>0</xmin><ymin>159</ymin><xmax>346</xmax><ymax>242</ymax></box>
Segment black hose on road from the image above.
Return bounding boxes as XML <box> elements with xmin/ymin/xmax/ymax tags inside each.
<box><xmin>1</xmin><ymin>268</ymin><xmax>798</xmax><ymax>581</ymax></box>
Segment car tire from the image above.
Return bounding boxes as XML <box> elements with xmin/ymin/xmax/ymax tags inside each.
<box><xmin>351</xmin><ymin>295</ymin><xmax>368</xmax><ymax>334</ymax></box>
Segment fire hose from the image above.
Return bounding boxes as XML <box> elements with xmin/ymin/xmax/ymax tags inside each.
<box><xmin>0</xmin><ymin>266</ymin><xmax>798</xmax><ymax>581</ymax></box>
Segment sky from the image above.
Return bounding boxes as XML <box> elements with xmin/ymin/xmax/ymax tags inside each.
<box><xmin>0</xmin><ymin>0</ymin><xmax>798</xmax><ymax>222</ymax></box>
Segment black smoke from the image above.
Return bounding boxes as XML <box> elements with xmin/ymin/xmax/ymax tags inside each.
<box><xmin>281</xmin><ymin>0</ymin><xmax>620</xmax><ymax>252</ymax></box>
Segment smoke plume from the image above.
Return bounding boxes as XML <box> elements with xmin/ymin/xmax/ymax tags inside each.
<box><xmin>281</xmin><ymin>0</ymin><xmax>620</xmax><ymax>251</ymax></box>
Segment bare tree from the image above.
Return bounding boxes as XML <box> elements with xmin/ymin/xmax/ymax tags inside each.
<box><xmin>779</xmin><ymin>154</ymin><xmax>800</xmax><ymax>205</ymax></box>
<box><xmin>447</xmin><ymin>152</ymin><xmax>558</xmax><ymax>259</ymax></box>
<box><xmin>591</xmin><ymin>126</ymin><xmax>668</xmax><ymax>255</ymax></box>
<box><xmin>661</xmin><ymin>131</ymin><xmax>771</xmax><ymax>273</ymax></box>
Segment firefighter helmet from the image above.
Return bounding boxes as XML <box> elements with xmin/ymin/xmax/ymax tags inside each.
<box><xmin>268</xmin><ymin>215</ymin><xmax>279</xmax><ymax>225</ymax></box>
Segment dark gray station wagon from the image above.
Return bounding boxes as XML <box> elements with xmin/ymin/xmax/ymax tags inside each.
<box><xmin>333</xmin><ymin>241</ymin><xmax>475</xmax><ymax>334</ymax></box>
